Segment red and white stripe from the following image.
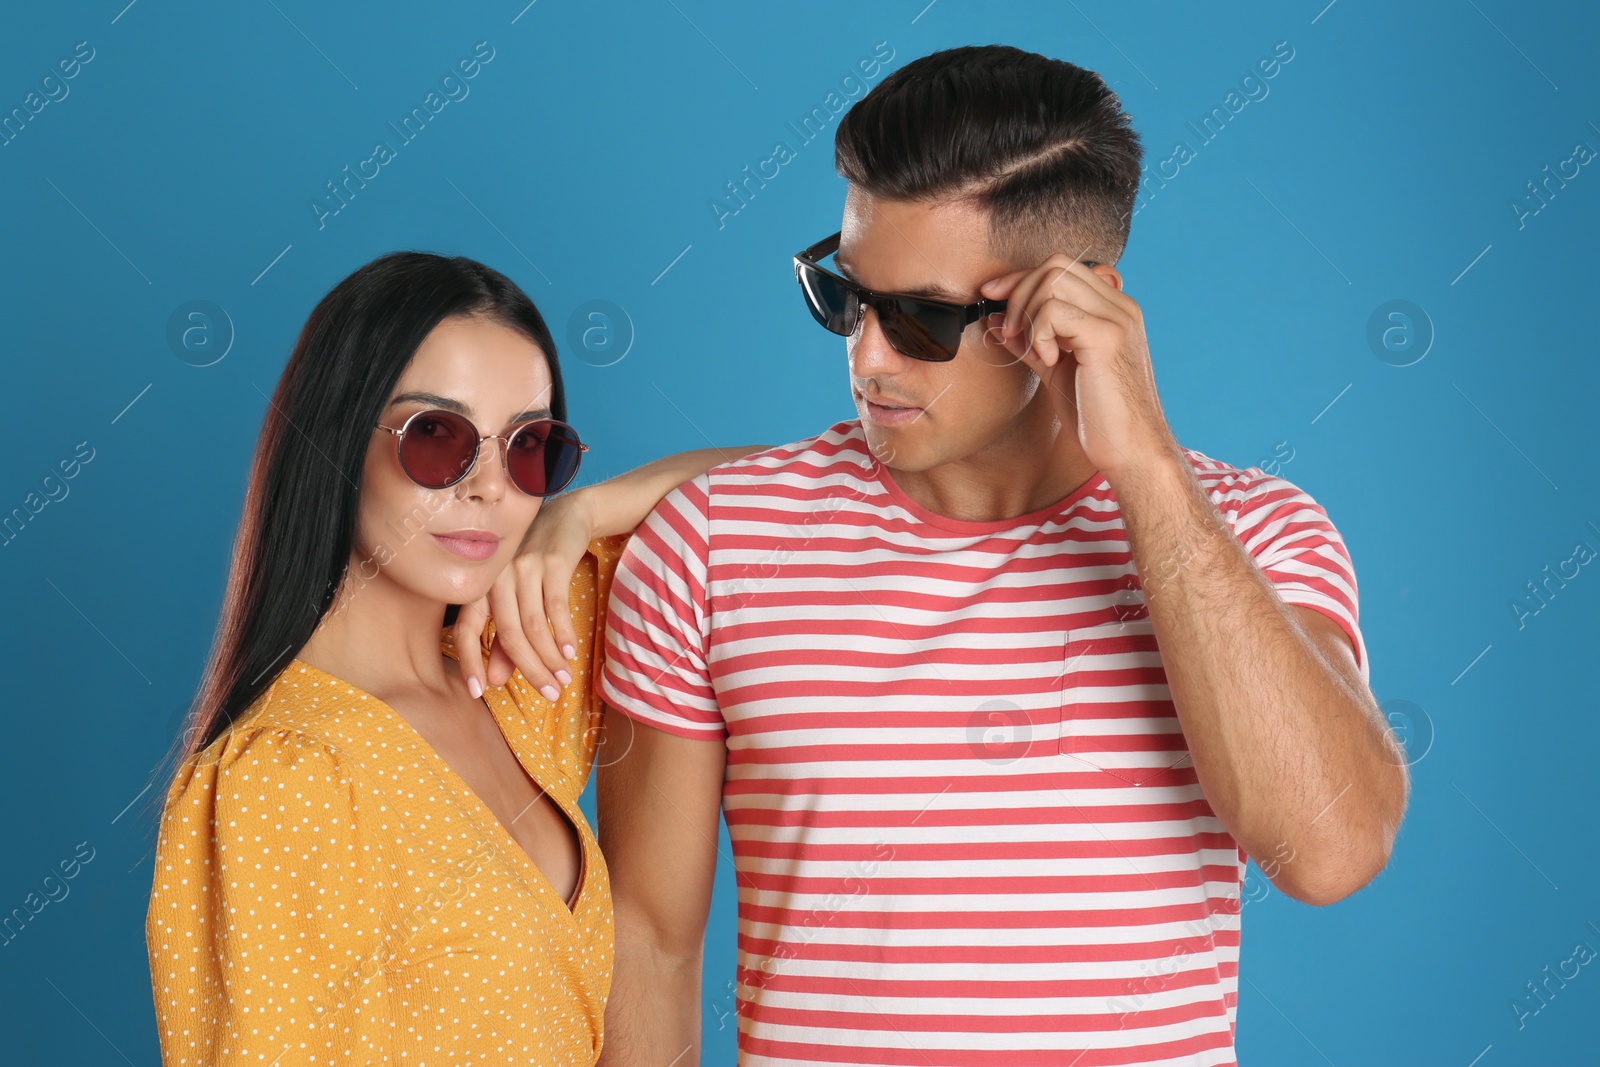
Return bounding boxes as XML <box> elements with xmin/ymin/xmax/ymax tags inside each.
<box><xmin>598</xmin><ymin>418</ymin><xmax>1366</xmax><ymax>1067</ymax></box>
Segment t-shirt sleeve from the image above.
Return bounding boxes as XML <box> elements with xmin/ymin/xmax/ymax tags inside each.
<box><xmin>595</xmin><ymin>472</ymin><xmax>726</xmax><ymax>740</ymax></box>
<box><xmin>146</xmin><ymin>727</ymin><xmax>383</xmax><ymax>1064</ymax></box>
<box><xmin>1212</xmin><ymin>467</ymin><xmax>1371</xmax><ymax>685</ymax></box>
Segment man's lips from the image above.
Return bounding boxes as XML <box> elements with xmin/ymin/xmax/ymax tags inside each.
<box><xmin>857</xmin><ymin>391</ymin><xmax>925</xmax><ymax>424</ymax></box>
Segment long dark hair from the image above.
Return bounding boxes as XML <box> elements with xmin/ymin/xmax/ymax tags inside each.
<box><xmin>168</xmin><ymin>251</ymin><xmax>565</xmax><ymax>772</ymax></box>
<box><xmin>834</xmin><ymin>44</ymin><xmax>1144</xmax><ymax>266</ymax></box>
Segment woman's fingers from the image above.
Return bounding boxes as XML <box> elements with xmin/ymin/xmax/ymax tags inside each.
<box><xmin>490</xmin><ymin>491</ymin><xmax>594</xmax><ymax>698</ymax></box>
<box><xmin>544</xmin><ymin>558</ymin><xmax>581</xmax><ymax>664</ymax></box>
<box><xmin>514</xmin><ymin>552</ymin><xmax>575</xmax><ymax>686</ymax></box>
<box><xmin>483</xmin><ymin>555</ymin><xmax>568</xmax><ymax>701</ymax></box>
<box><xmin>451</xmin><ymin>596</ymin><xmax>491</xmax><ymax>698</ymax></box>
<box><xmin>484</xmin><ymin>599</ymin><xmax>558</xmax><ymax>699</ymax></box>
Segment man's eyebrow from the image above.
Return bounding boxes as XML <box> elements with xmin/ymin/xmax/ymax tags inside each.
<box><xmin>387</xmin><ymin>391</ymin><xmax>552</xmax><ymax>424</ymax></box>
<box><xmin>833</xmin><ymin>256</ymin><xmax>968</xmax><ymax>302</ymax></box>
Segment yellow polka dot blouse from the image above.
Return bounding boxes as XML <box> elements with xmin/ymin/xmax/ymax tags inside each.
<box><xmin>146</xmin><ymin>534</ymin><xmax>630</xmax><ymax>1066</ymax></box>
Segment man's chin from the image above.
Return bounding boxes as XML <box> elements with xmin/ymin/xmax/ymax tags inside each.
<box><xmin>862</xmin><ymin>429</ymin><xmax>939</xmax><ymax>473</ymax></box>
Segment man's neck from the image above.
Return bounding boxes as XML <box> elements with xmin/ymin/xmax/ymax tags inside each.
<box><xmin>882</xmin><ymin>415</ymin><xmax>1101</xmax><ymax>524</ymax></box>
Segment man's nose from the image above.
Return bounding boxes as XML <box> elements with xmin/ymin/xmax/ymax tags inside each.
<box><xmin>847</xmin><ymin>306</ymin><xmax>912</xmax><ymax>377</ymax></box>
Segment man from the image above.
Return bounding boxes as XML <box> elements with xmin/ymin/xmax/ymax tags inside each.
<box><xmin>594</xmin><ymin>43</ymin><xmax>1407</xmax><ymax>1067</ymax></box>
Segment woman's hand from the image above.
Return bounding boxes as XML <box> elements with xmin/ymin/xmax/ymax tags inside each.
<box><xmin>452</xmin><ymin>443</ymin><xmax>772</xmax><ymax>700</ymax></box>
<box><xmin>452</xmin><ymin>489</ymin><xmax>597</xmax><ymax>701</ymax></box>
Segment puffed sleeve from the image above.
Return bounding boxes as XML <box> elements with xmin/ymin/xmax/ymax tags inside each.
<box><xmin>464</xmin><ymin>533</ymin><xmax>632</xmax><ymax>798</ymax></box>
<box><xmin>145</xmin><ymin>726</ymin><xmax>387</xmax><ymax>1066</ymax></box>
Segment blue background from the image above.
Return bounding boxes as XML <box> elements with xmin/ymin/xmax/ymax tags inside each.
<box><xmin>3</xmin><ymin>1</ymin><xmax>1597</xmax><ymax>1063</ymax></box>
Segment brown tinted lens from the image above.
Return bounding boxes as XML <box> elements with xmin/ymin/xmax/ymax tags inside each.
<box><xmin>398</xmin><ymin>409</ymin><xmax>477</xmax><ymax>488</ymax></box>
<box><xmin>506</xmin><ymin>421</ymin><xmax>584</xmax><ymax>497</ymax></box>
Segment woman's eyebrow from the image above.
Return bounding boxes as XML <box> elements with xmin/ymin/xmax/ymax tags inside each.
<box><xmin>387</xmin><ymin>391</ymin><xmax>552</xmax><ymax>423</ymax></box>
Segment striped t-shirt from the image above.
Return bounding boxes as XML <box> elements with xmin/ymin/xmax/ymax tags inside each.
<box><xmin>597</xmin><ymin>417</ymin><xmax>1368</xmax><ymax>1067</ymax></box>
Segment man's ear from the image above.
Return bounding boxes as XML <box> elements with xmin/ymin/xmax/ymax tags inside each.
<box><xmin>1090</xmin><ymin>264</ymin><xmax>1124</xmax><ymax>292</ymax></box>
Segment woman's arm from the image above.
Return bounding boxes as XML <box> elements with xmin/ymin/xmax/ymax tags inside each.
<box><xmin>573</xmin><ymin>444</ymin><xmax>771</xmax><ymax>538</ymax></box>
<box><xmin>147</xmin><ymin>732</ymin><xmax>385</xmax><ymax>1064</ymax></box>
<box><xmin>451</xmin><ymin>444</ymin><xmax>771</xmax><ymax>697</ymax></box>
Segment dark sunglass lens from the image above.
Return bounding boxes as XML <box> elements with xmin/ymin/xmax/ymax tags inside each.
<box><xmin>799</xmin><ymin>265</ymin><xmax>859</xmax><ymax>337</ymax></box>
<box><xmin>882</xmin><ymin>300</ymin><xmax>962</xmax><ymax>362</ymax></box>
<box><xmin>400</xmin><ymin>410</ymin><xmax>476</xmax><ymax>487</ymax></box>
<box><xmin>507</xmin><ymin>421</ymin><xmax>584</xmax><ymax>497</ymax></box>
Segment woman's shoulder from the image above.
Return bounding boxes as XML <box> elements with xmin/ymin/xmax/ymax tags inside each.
<box><xmin>166</xmin><ymin>665</ymin><xmax>376</xmax><ymax>812</ymax></box>
<box><xmin>587</xmin><ymin>531</ymin><xmax>632</xmax><ymax>567</ymax></box>
<box><xmin>149</xmin><ymin>677</ymin><xmax>379</xmax><ymax>952</ymax></box>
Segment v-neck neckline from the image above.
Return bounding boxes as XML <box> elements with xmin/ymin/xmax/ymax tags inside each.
<box><xmin>284</xmin><ymin>655</ymin><xmax>590</xmax><ymax>917</ymax></box>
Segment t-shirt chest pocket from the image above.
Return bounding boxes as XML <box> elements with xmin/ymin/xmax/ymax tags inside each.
<box><xmin>1057</xmin><ymin>601</ymin><xmax>1186</xmax><ymax>783</ymax></box>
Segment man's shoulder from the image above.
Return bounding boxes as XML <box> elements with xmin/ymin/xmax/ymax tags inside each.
<box><xmin>1179</xmin><ymin>443</ymin><xmax>1303</xmax><ymax>494</ymax></box>
<box><xmin>1175</xmin><ymin>444</ymin><xmax>1333</xmax><ymax>536</ymax></box>
<box><xmin>634</xmin><ymin>419</ymin><xmax>870</xmax><ymax>539</ymax></box>
<box><xmin>702</xmin><ymin>417</ymin><xmax>869</xmax><ymax>483</ymax></box>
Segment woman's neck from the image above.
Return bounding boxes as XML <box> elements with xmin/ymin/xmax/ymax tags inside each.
<box><xmin>296</xmin><ymin>569</ymin><xmax>458</xmax><ymax>706</ymax></box>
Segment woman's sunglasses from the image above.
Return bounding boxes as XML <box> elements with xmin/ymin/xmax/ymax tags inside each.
<box><xmin>793</xmin><ymin>231</ymin><xmax>1097</xmax><ymax>362</ymax></box>
<box><xmin>375</xmin><ymin>408</ymin><xmax>587</xmax><ymax>498</ymax></box>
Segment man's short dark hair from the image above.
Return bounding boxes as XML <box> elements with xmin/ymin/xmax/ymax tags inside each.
<box><xmin>834</xmin><ymin>44</ymin><xmax>1143</xmax><ymax>266</ymax></box>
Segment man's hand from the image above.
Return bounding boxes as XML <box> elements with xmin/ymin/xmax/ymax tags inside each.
<box><xmin>450</xmin><ymin>490</ymin><xmax>595</xmax><ymax>699</ymax></box>
<box><xmin>979</xmin><ymin>256</ymin><xmax>1180</xmax><ymax>483</ymax></box>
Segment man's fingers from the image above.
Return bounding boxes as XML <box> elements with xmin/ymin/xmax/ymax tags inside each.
<box><xmin>1042</xmin><ymin>262</ymin><xmax>1126</xmax><ymax>324</ymax></box>
<box><xmin>979</xmin><ymin>267</ymin><xmax>1030</xmax><ymax>300</ymax></box>
<box><xmin>1001</xmin><ymin>267</ymin><xmax>1053</xmax><ymax>339</ymax></box>
<box><xmin>1028</xmin><ymin>316</ymin><xmax>1063</xmax><ymax>369</ymax></box>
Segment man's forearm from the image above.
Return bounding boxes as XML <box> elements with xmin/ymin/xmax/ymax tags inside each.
<box><xmin>597</xmin><ymin>925</ymin><xmax>704</xmax><ymax>1066</ymax></box>
<box><xmin>1111</xmin><ymin>448</ymin><xmax>1407</xmax><ymax>904</ymax></box>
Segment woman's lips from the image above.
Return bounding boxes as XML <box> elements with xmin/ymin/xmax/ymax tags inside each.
<box><xmin>432</xmin><ymin>532</ymin><xmax>501</xmax><ymax>560</ymax></box>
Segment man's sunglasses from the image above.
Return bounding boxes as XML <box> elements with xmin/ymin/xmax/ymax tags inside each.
<box><xmin>794</xmin><ymin>231</ymin><xmax>1097</xmax><ymax>362</ymax></box>
<box><xmin>376</xmin><ymin>408</ymin><xmax>587</xmax><ymax>498</ymax></box>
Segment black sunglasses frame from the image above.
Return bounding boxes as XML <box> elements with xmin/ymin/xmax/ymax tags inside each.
<box><xmin>793</xmin><ymin>231</ymin><xmax>1100</xmax><ymax>362</ymax></box>
<box><xmin>375</xmin><ymin>408</ymin><xmax>589</xmax><ymax>498</ymax></box>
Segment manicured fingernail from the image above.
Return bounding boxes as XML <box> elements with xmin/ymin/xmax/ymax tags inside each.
<box><xmin>556</xmin><ymin>669</ymin><xmax>572</xmax><ymax>687</ymax></box>
<box><xmin>540</xmin><ymin>683</ymin><xmax>560</xmax><ymax>701</ymax></box>
<box><xmin>562</xmin><ymin>643</ymin><xmax>576</xmax><ymax>659</ymax></box>
<box><xmin>468</xmin><ymin>676</ymin><xmax>483</xmax><ymax>698</ymax></box>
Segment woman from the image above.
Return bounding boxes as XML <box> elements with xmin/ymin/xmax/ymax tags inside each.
<box><xmin>145</xmin><ymin>250</ymin><xmax>765</xmax><ymax>1064</ymax></box>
